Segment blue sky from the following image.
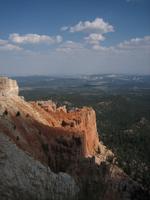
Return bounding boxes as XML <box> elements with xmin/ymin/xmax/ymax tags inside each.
<box><xmin>0</xmin><ymin>0</ymin><xmax>150</xmax><ymax>75</ymax></box>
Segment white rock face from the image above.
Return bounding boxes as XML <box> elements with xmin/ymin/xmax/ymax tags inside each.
<box><xmin>0</xmin><ymin>77</ymin><xmax>19</xmax><ymax>96</ymax></box>
<box><xmin>0</xmin><ymin>133</ymin><xmax>78</xmax><ymax>200</ymax></box>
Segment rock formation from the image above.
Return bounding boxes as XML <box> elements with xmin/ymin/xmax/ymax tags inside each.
<box><xmin>0</xmin><ymin>77</ymin><xmax>149</xmax><ymax>200</ymax></box>
<box><xmin>0</xmin><ymin>77</ymin><xmax>19</xmax><ymax>96</ymax></box>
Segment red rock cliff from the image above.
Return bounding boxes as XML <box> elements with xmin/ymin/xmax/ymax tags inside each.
<box><xmin>31</xmin><ymin>101</ymin><xmax>100</xmax><ymax>156</ymax></box>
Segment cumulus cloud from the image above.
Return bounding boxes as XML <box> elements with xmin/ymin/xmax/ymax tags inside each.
<box><xmin>62</xmin><ymin>18</ymin><xmax>114</xmax><ymax>33</ymax></box>
<box><xmin>61</xmin><ymin>18</ymin><xmax>114</xmax><ymax>50</ymax></box>
<box><xmin>87</xmin><ymin>35</ymin><xmax>150</xmax><ymax>52</ymax></box>
<box><xmin>85</xmin><ymin>33</ymin><xmax>105</xmax><ymax>45</ymax></box>
<box><xmin>9</xmin><ymin>33</ymin><xmax>63</xmax><ymax>44</ymax></box>
<box><xmin>117</xmin><ymin>36</ymin><xmax>150</xmax><ymax>50</ymax></box>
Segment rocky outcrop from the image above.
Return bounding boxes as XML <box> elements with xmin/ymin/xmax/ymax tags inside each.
<box><xmin>0</xmin><ymin>133</ymin><xmax>78</xmax><ymax>200</ymax></box>
<box><xmin>0</xmin><ymin>77</ymin><xmax>149</xmax><ymax>200</ymax></box>
<box><xmin>0</xmin><ymin>77</ymin><xmax>19</xmax><ymax>96</ymax></box>
<box><xmin>32</xmin><ymin>101</ymin><xmax>101</xmax><ymax>156</ymax></box>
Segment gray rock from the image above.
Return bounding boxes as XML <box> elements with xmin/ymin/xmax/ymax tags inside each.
<box><xmin>0</xmin><ymin>133</ymin><xmax>79</xmax><ymax>200</ymax></box>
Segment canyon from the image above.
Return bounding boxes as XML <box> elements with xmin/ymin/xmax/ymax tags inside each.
<box><xmin>0</xmin><ymin>77</ymin><xmax>149</xmax><ymax>200</ymax></box>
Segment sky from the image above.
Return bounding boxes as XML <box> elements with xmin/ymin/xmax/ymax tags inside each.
<box><xmin>0</xmin><ymin>0</ymin><xmax>150</xmax><ymax>76</ymax></box>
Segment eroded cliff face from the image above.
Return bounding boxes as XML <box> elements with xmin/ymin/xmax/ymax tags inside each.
<box><xmin>0</xmin><ymin>77</ymin><xmax>149</xmax><ymax>200</ymax></box>
<box><xmin>31</xmin><ymin>101</ymin><xmax>101</xmax><ymax>156</ymax></box>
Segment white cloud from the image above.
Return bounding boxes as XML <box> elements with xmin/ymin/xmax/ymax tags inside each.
<box><xmin>61</xmin><ymin>18</ymin><xmax>114</xmax><ymax>50</ymax></box>
<box><xmin>60</xmin><ymin>26</ymin><xmax>68</xmax><ymax>31</ymax></box>
<box><xmin>87</xmin><ymin>35</ymin><xmax>150</xmax><ymax>52</ymax></box>
<box><xmin>63</xmin><ymin>18</ymin><xmax>114</xmax><ymax>33</ymax></box>
<box><xmin>56</xmin><ymin>41</ymin><xmax>84</xmax><ymax>53</ymax></box>
<box><xmin>1</xmin><ymin>32</ymin><xmax>150</xmax><ymax>75</ymax></box>
<box><xmin>56</xmin><ymin>35</ymin><xmax>150</xmax><ymax>53</ymax></box>
<box><xmin>0</xmin><ymin>37</ymin><xmax>23</xmax><ymax>51</ymax></box>
<box><xmin>92</xmin><ymin>45</ymin><xmax>106</xmax><ymax>51</ymax></box>
<box><xmin>55</xmin><ymin>35</ymin><xmax>63</xmax><ymax>43</ymax></box>
<box><xmin>0</xmin><ymin>39</ymin><xmax>8</xmax><ymax>45</ymax></box>
<box><xmin>9</xmin><ymin>33</ymin><xmax>63</xmax><ymax>44</ymax></box>
<box><xmin>85</xmin><ymin>33</ymin><xmax>105</xmax><ymax>45</ymax></box>
<box><xmin>0</xmin><ymin>43</ymin><xmax>22</xmax><ymax>51</ymax></box>
<box><xmin>117</xmin><ymin>36</ymin><xmax>150</xmax><ymax>50</ymax></box>
<box><xmin>1</xmin><ymin>35</ymin><xmax>150</xmax><ymax>75</ymax></box>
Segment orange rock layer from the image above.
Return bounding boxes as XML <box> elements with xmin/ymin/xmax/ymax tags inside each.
<box><xmin>30</xmin><ymin>100</ymin><xmax>100</xmax><ymax>156</ymax></box>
